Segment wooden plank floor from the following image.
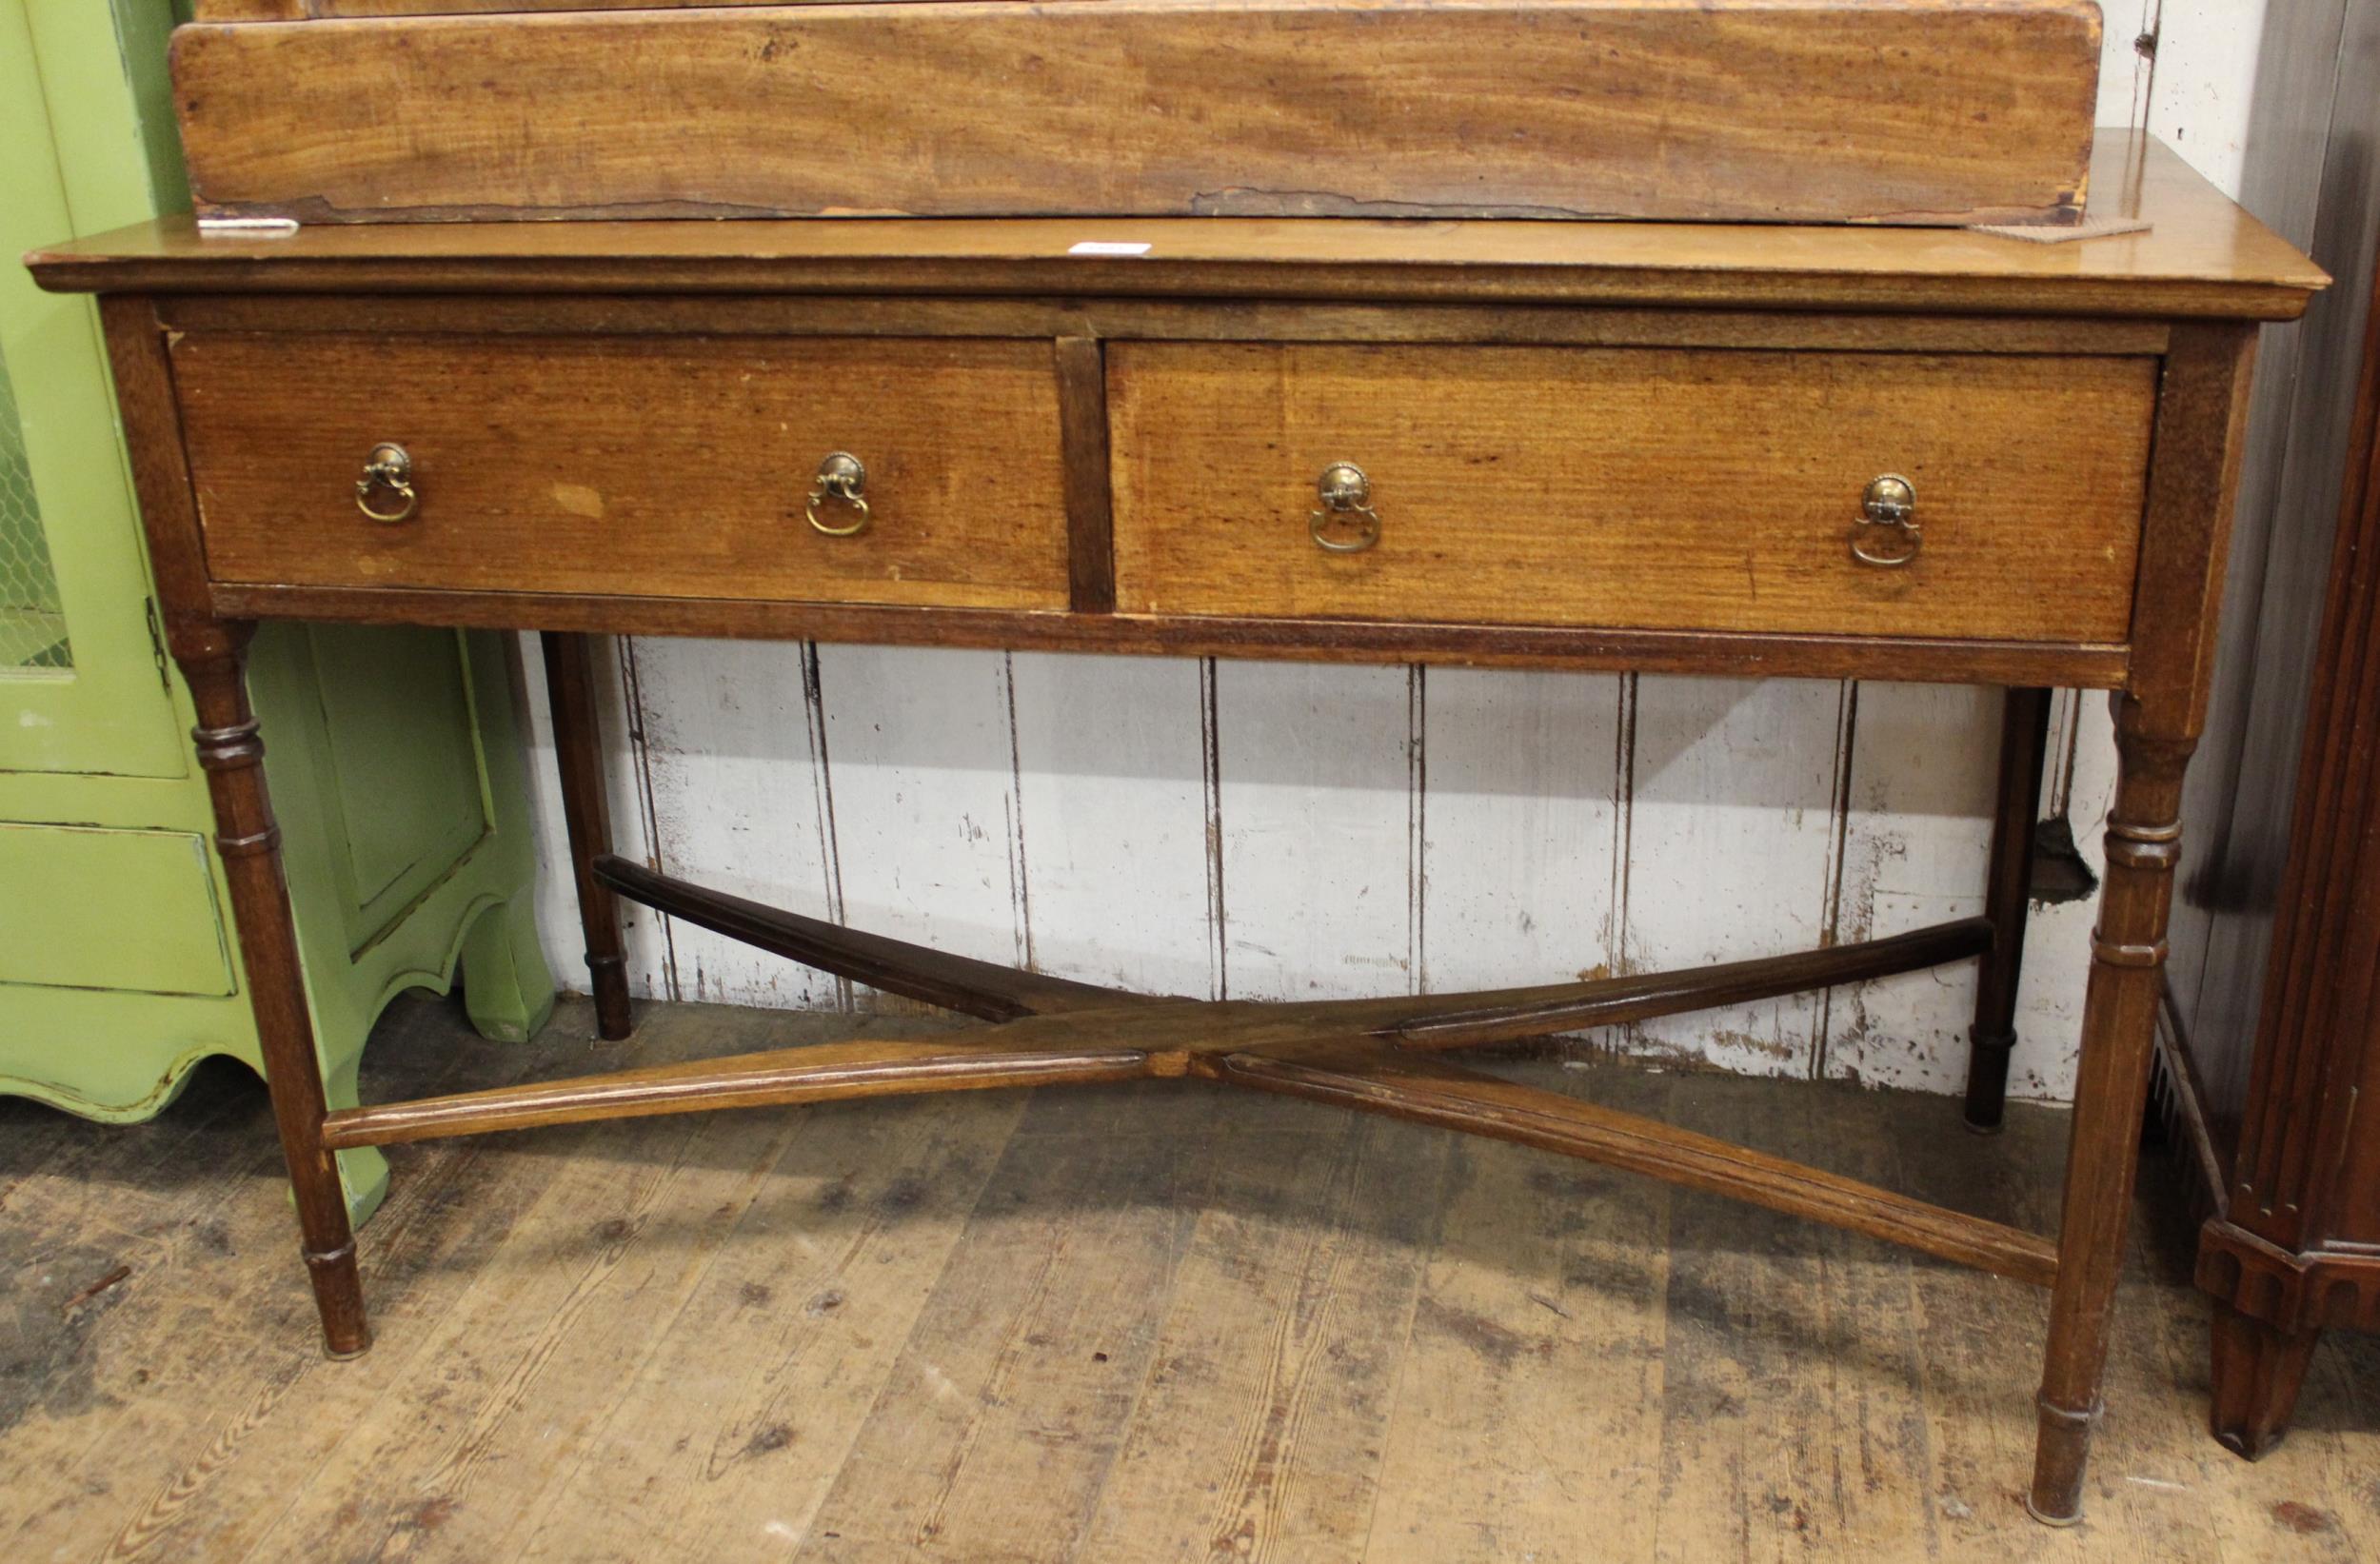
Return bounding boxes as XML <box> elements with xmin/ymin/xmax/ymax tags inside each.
<box><xmin>4</xmin><ymin>995</ymin><xmax>2375</xmax><ymax>1563</ymax></box>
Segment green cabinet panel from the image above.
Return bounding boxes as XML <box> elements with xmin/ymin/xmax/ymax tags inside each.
<box><xmin>0</xmin><ymin>0</ymin><xmax>558</xmax><ymax>1225</ymax></box>
<box><xmin>297</xmin><ymin>624</ymin><xmax>492</xmax><ymax>950</ymax></box>
<box><xmin>0</xmin><ymin>823</ymin><xmax>232</xmax><ymax>995</ymax></box>
<box><xmin>0</xmin><ymin>0</ymin><xmax>188</xmax><ymax>779</ymax></box>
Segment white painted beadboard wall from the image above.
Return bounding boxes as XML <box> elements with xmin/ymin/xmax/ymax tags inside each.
<box><xmin>513</xmin><ymin>2</ymin><xmax>2271</xmax><ymax>1103</ymax></box>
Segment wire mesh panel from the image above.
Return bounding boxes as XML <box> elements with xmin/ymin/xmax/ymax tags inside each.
<box><xmin>0</xmin><ymin>339</ymin><xmax>71</xmax><ymax>670</ymax></box>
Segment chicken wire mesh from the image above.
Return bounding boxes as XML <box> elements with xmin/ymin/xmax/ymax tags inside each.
<box><xmin>0</xmin><ymin>339</ymin><xmax>72</xmax><ymax>670</ymax></box>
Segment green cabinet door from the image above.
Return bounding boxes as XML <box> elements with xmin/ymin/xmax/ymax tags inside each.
<box><xmin>0</xmin><ymin>0</ymin><xmax>556</xmax><ymax>1223</ymax></box>
<box><xmin>0</xmin><ymin>0</ymin><xmax>188</xmax><ymax>778</ymax></box>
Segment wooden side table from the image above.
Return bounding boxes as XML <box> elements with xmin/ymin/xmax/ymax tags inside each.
<box><xmin>28</xmin><ymin>132</ymin><xmax>2326</xmax><ymax>1525</ymax></box>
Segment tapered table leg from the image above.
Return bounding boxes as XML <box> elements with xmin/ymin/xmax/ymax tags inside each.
<box><xmin>541</xmin><ymin>631</ymin><xmax>635</xmax><ymax>1040</ymax></box>
<box><xmin>2027</xmin><ymin>321</ymin><xmax>2256</xmax><ymax>1524</ymax></box>
<box><xmin>181</xmin><ymin>623</ymin><xmax>370</xmax><ymax>1357</ymax></box>
<box><xmin>2208</xmin><ymin>1299</ymin><xmax>2323</xmax><ymax>1459</ymax></box>
<box><xmin>1966</xmin><ymin>685</ymin><xmax>2052</xmax><ymax>1133</ymax></box>
<box><xmin>2027</xmin><ymin>695</ymin><xmax>2193</xmax><ymax>1523</ymax></box>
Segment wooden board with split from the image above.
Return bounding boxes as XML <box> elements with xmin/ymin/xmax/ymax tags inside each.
<box><xmin>172</xmin><ymin>0</ymin><xmax>2104</xmax><ymax>226</ymax></box>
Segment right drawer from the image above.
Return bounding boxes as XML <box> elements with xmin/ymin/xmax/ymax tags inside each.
<box><xmin>1107</xmin><ymin>343</ymin><xmax>2158</xmax><ymax>643</ymax></box>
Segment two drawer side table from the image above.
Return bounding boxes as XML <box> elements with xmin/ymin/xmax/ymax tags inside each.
<box><xmin>27</xmin><ymin>132</ymin><xmax>2326</xmax><ymax>1525</ymax></box>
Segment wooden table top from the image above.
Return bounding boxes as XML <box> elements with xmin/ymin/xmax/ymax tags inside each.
<box><xmin>29</xmin><ymin>135</ymin><xmax>2325</xmax><ymax>321</ymax></box>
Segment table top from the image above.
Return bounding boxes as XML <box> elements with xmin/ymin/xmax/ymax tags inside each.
<box><xmin>29</xmin><ymin>134</ymin><xmax>2325</xmax><ymax>321</ymax></box>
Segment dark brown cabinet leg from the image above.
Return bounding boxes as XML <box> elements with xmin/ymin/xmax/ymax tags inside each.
<box><xmin>1966</xmin><ymin>685</ymin><xmax>2052</xmax><ymax>1133</ymax></box>
<box><xmin>2028</xmin><ymin>694</ymin><xmax>2193</xmax><ymax>1524</ymax></box>
<box><xmin>541</xmin><ymin>631</ymin><xmax>635</xmax><ymax>1040</ymax></box>
<box><xmin>182</xmin><ymin>623</ymin><xmax>370</xmax><ymax>1358</ymax></box>
<box><xmin>2209</xmin><ymin>1299</ymin><xmax>2321</xmax><ymax>1459</ymax></box>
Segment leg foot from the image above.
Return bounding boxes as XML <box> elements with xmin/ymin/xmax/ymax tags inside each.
<box><xmin>1961</xmin><ymin>1037</ymin><xmax>2012</xmax><ymax>1137</ymax></box>
<box><xmin>1966</xmin><ymin>687</ymin><xmax>2051</xmax><ymax>1133</ymax></box>
<box><xmin>460</xmin><ymin>891</ymin><xmax>559</xmax><ymax>1044</ymax></box>
<box><xmin>305</xmin><ymin>1241</ymin><xmax>372</xmax><ymax>1357</ymax></box>
<box><xmin>586</xmin><ymin>956</ymin><xmax>634</xmax><ymax>1041</ymax></box>
<box><xmin>2209</xmin><ymin>1300</ymin><xmax>2319</xmax><ymax>1459</ymax></box>
<box><xmin>2023</xmin><ymin>1499</ymin><xmax>2085</xmax><ymax>1530</ymax></box>
<box><xmin>2025</xmin><ymin>1395</ymin><xmax>2095</xmax><ymax>1524</ymax></box>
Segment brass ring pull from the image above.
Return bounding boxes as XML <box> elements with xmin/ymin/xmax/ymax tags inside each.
<box><xmin>354</xmin><ymin>443</ymin><xmax>417</xmax><ymax>525</ymax></box>
<box><xmin>806</xmin><ymin>451</ymin><xmax>871</xmax><ymax>537</ymax></box>
<box><xmin>1851</xmin><ymin>473</ymin><xmax>1920</xmax><ymax>567</ymax></box>
<box><xmin>1309</xmin><ymin>462</ymin><xmax>1380</xmax><ymax>554</ymax></box>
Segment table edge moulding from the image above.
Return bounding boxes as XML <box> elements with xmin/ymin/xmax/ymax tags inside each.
<box><xmin>26</xmin><ymin>129</ymin><xmax>2328</xmax><ymax>1528</ymax></box>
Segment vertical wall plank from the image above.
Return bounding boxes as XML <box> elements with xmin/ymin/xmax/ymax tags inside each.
<box><xmin>2008</xmin><ymin>692</ymin><xmax>2119</xmax><ymax>1103</ymax></box>
<box><xmin>630</xmin><ymin>636</ymin><xmax>843</xmax><ymax>1010</ymax></box>
<box><xmin>1620</xmin><ymin>677</ymin><xmax>1847</xmax><ymax>1079</ymax></box>
<box><xmin>814</xmin><ymin>644</ymin><xmax>1026</xmax><ymax>982</ymax></box>
<box><xmin>1820</xmin><ymin>683</ymin><xmax>1999</xmax><ymax>1093</ymax></box>
<box><xmin>2145</xmin><ymin>0</ymin><xmax>2270</xmax><ymax>197</ymax></box>
<box><xmin>1008</xmin><ymin>652</ymin><xmax>1214</xmax><ymax>997</ymax></box>
<box><xmin>2094</xmin><ymin>1</ymin><xmax>2155</xmax><ymax>129</ymax></box>
<box><xmin>1418</xmin><ymin>669</ymin><xmax>1623</xmax><ymax>996</ymax></box>
<box><xmin>1214</xmin><ymin>662</ymin><xmax>1416</xmax><ymax>1001</ymax></box>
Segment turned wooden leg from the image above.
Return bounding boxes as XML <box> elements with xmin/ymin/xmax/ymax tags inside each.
<box><xmin>2208</xmin><ymin>1299</ymin><xmax>2322</xmax><ymax>1459</ymax></box>
<box><xmin>541</xmin><ymin>631</ymin><xmax>635</xmax><ymax>1040</ymax></box>
<box><xmin>2027</xmin><ymin>695</ymin><xmax>2193</xmax><ymax>1524</ymax></box>
<box><xmin>1966</xmin><ymin>685</ymin><xmax>2052</xmax><ymax>1134</ymax></box>
<box><xmin>182</xmin><ymin>623</ymin><xmax>371</xmax><ymax>1358</ymax></box>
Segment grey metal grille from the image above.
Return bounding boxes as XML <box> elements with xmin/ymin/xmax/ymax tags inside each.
<box><xmin>0</xmin><ymin>339</ymin><xmax>71</xmax><ymax>670</ymax></box>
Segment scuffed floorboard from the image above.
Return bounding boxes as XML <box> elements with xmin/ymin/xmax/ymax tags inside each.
<box><xmin>4</xmin><ymin>995</ymin><xmax>2375</xmax><ymax>1563</ymax></box>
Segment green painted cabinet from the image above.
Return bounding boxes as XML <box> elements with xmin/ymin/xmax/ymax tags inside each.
<box><xmin>0</xmin><ymin>0</ymin><xmax>553</xmax><ymax>1221</ymax></box>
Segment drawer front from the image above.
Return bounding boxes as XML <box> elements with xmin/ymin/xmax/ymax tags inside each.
<box><xmin>1109</xmin><ymin>344</ymin><xmax>2157</xmax><ymax>643</ymax></box>
<box><xmin>174</xmin><ymin>335</ymin><xmax>1072</xmax><ymax>610</ymax></box>
<box><xmin>0</xmin><ymin>824</ymin><xmax>233</xmax><ymax>997</ymax></box>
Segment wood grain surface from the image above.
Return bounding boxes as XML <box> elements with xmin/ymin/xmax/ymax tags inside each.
<box><xmin>171</xmin><ymin>0</ymin><xmax>2101</xmax><ymax>227</ymax></box>
<box><xmin>149</xmin><ymin>294</ymin><xmax>2177</xmax><ymax>356</ymax></box>
<box><xmin>192</xmin><ymin>0</ymin><xmax>869</xmax><ymax>14</ymax></box>
<box><xmin>29</xmin><ymin>138</ymin><xmax>2327</xmax><ymax>322</ymax></box>
<box><xmin>170</xmin><ymin>333</ymin><xmax>1074</xmax><ymax>609</ymax></box>
<box><xmin>10</xmin><ymin>993</ymin><xmax>2378</xmax><ymax>1560</ymax></box>
<box><xmin>539</xmin><ymin>632</ymin><xmax>636</xmax><ymax>1040</ymax></box>
<box><xmin>1111</xmin><ymin>343</ymin><xmax>2156</xmax><ymax>642</ymax></box>
<box><xmin>197</xmin><ymin>584</ymin><xmax>2133</xmax><ymax>687</ymax></box>
<box><xmin>1219</xmin><ymin>1042</ymin><xmax>2058</xmax><ymax>1283</ymax></box>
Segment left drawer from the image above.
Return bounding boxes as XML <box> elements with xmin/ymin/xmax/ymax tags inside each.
<box><xmin>171</xmin><ymin>334</ymin><xmax>1075</xmax><ymax>610</ymax></box>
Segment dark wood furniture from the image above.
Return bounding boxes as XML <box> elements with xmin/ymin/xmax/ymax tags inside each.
<box><xmin>2156</xmin><ymin>238</ymin><xmax>2380</xmax><ymax>1458</ymax></box>
<box><xmin>29</xmin><ymin>132</ymin><xmax>2325</xmax><ymax>1526</ymax></box>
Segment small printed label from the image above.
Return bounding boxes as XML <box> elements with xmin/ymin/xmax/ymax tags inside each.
<box><xmin>196</xmin><ymin>216</ymin><xmax>301</xmax><ymax>239</ymax></box>
<box><xmin>1067</xmin><ymin>240</ymin><xmax>1153</xmax><ymax>257</ymax></box>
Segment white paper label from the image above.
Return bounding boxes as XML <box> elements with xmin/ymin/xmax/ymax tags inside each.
<box><xmin>196</xmin><ymin>216</ymin><xmax>301</xmax><ymax>239</ymax></box>
<box><xmin>1067</xmin><ymin>241</ymin><xmax>1153</xmax><ymax>257</ymax></box>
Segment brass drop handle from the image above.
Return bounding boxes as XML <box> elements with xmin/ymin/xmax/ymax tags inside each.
<box><xmin>806</xmin><ymin>451</ymin><xmax>872</xmax><ymax>537</ymax></box>
<box><xmin>1309</xmin><ymin>462</ymin><xmax>1380</xmax><ymax>554</ymax></box>
<box><xmin>354</xmin><ymin>443</ymin><xmax>417</xmax><ymax>525</ymax></box>
<box><xmin>1852</xmin><ymin>473</ymin><xmax>1920</xmax><ymax>567</ymax></box>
